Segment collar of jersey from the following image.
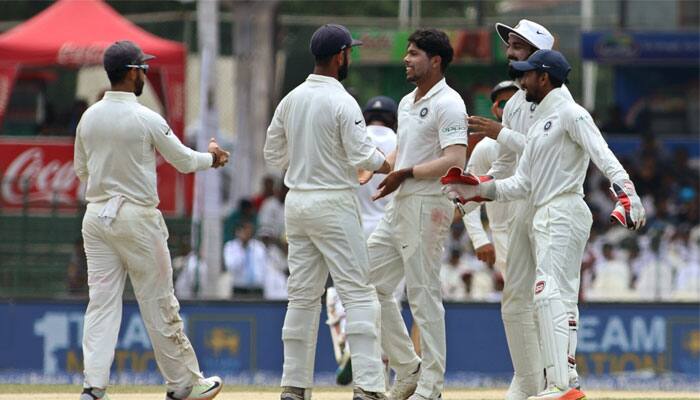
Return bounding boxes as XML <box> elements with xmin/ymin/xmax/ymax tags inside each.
<box><xmin>532</xmin><ymin>87</ymin><xmax>565</xmax><ymax>119</ymax></box>
<box><xmin>103</xmin><ymin>91</ymin><xmax>138</xmax><ymax>102</ymax></box>
<box><xmin>306</xmin><ymin>74</ymin><xmax>345</xmax><ymax>89</ymax></box>
<box><xmin>410</xmin><ymin>77</ymin><xmax>447</xmax><ymax>105</ymax></box>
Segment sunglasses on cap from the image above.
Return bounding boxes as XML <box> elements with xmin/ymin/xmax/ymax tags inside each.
<box><xmin>497</xmin><ymin>100</ymin><xmax>508</xmax><ymax>109</ymax></box>
<box><xmin>126</xmin><ymin>64</ymin><xmax>149</xmax><ymax>73</ymax></box>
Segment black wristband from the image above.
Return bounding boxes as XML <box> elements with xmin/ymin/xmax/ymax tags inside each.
<box><xmin>405</xmin><ymin>167</ymin><xmax>414</xmax><ymax>179</ymax></box>
<box><xmin>210</xmin><ymin>151</ymin><xmax>218</xmax><ymax>166</ymax></box>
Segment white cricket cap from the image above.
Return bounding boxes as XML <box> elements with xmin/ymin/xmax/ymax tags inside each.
<box><xmin>495</xmin><ymin>19</ymin><xmax>554</xmax><ymax>50</ymax></box>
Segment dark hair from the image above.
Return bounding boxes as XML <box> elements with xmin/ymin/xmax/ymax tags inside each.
<box><xmin>536</xmin><ymin>70</ymin><xmax>564</xmax><ymax>88</ymax></box>
<box><xmin>408</xmin><ymin>29</ymin><xmax>454</xmax><ymax>72</ymax></box>
<box><xmin>106</xmin><ymin>67</ymin><xmax>130</xmax><ymax>86</ymax></box>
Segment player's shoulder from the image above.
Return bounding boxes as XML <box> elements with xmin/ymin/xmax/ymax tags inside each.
<box><xmin>133</xmin><ymin>104</ymin><xmax>170</xmax><ymax>134</ymax></box>
<box><xmin>559</xmin><ymin>99</ymin><xmax>591</xmax><ymax>124</ymax></box>
<box><xmin>79</xmin><ymin>102</ymin><xmax>101</xmax><ymax>120</ymax></box>
<box><xmin>135</xmin><ymin>103</ymin><xmax>167</xmax><ymax>123</ymax></box>
<box><xmin>398</xmin><ymin>93</ymin><xmax>413</xmax><ymax>111</ymax></box>
<box><xmin>436</xmin><ymin>84</ymin><xmax>466</xmax><ymax>108</ymax></box>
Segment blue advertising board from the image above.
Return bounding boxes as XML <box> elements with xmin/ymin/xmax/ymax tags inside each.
<box><xmin>581</xmin><ymin>31</ymin><xmax>700</xmax><ymax>64</ymax></box>
<box><xmin>0</xmin><ymin>300</ymin><xmax>697</xmax><ymax>387</ymax></box>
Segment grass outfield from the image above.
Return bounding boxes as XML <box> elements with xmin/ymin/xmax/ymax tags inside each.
<box><xmin>0</xmin><ymin>385</ymin><xmax>698</xmax><ymax>400</ymax></box>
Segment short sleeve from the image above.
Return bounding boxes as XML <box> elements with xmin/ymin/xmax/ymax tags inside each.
<box><xmin>437</xmin><ymin>95</ymin><xmax>468</xmax><ymax>149</ymax></box>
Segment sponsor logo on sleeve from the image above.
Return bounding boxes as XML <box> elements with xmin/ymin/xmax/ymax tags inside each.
<box><xmin>441</xmin><ymin>125</ymin><xmax>467</xmax><ymax>136</ymax></box>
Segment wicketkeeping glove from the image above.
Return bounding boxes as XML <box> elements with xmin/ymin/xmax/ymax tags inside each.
<box><xmin>440</xmin><ymin>167</ymin><xmax>495</xmax><ymax>205</ymax></box>
<box><xmin>609</xmin><ymin>179</ymin><xmax>646</xmax><ymax>231</ymax></box>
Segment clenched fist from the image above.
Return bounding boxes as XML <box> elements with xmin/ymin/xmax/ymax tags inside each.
<box><xmin>208</xmin><ymin>138</ymin><xmax>230</xmax><ymax>168</ymax></box>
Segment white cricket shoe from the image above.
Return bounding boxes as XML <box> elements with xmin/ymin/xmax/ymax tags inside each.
<box><xmin>386</xmin><ymin>363</ymin><xmax>420</xmax><ymax>400</ymax></box>
<box><xmin>80</xmin><ymin>387</ymin><xmax>110</xmax><ymax>400</ymax></box>
<box><xmin>166</xmin><ymin>376</ymin><xmax>223</xmax><ymax>400</ymax></box>
<box><xmin>527</xmin><ymin>385</ymin><xmax>585</xmax><ymax>400</ymax></box>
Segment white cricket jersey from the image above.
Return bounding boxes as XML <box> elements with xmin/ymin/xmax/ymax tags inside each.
<box><xmin>463</xmin><ymin>137</ymin><xmax>509</xmax><ymax>249</ymax></box>
<box><xmin>357</xmin><ymin>125</ymin><xmax>397</xmax><ymax>235</ymax></box>
<box><xmin>488</xmin><ymin>85</ymin><xmax>573</xmax><ymax>179</ymax></box>
<box><xmin>495</xmin><ymin>87</ymin><xmax>629</xmax><ymax>207</ymax></box>
<box><xmin>394</xmin><ymin>78</ymin><xmax>468</xmax><ymax>197</ymax></box>
<box><xmin>74</xmin><ymin>91</ymin><xmax>213</xmax><ymax>207</ymax></box>
<box><xmin>264</xmin><ymin>74</ymin><xmax>385</xmax><ymax>190</ymax></box>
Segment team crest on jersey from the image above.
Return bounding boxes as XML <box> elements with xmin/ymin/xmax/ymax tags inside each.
<box><xmin>544</xmin><ymin>121</ymin><xmax>552</xmax><ymax>131</ymax></box>
<box><xmin>420</xmin><ymin>107</ymin><xmax>428</xmax><ymax>118</ymax></box>
<box><xmin>530</xmin><ymin>103</ymin><xmax>536</xmax><ymax>112</ymax></box>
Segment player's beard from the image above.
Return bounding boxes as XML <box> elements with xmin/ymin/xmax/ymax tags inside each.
<box><xmin>525</xmin><ymin>89</ymin><xmax>535</xmax><ymax>103</ymax></box>
<box><xmin>338</xmin><ymin>57</ymin><xmax>349</xmax><ymax>82</ymax></box>
<box><xmin>134</xmin><ymin>74</ymin><xmax>145</xmax><ymax>96</ymax></box>
<box><xmin>525</xmin><ymin>86</ymin><xmax>542</xmax><ymax>103</ymax></box>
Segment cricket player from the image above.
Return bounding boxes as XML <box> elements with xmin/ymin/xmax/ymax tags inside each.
<box><xmin>74</xmin><ymin>41</ymin><xmax>228</xmax><ymax>400</ymax></box>
<box><xmin>442</xmin><ymin>49</ymin><xmax>646</xmax><ymax>400</ymax></box>
<box><xmin>465</xmin><ymin>20</ymin><xmax>571</xmax><ymax>399</ymax></box>
<box><xmin>264</xmin><ymin>24</ymin><xmax>391</xmax><ymax>400</ymax></box>
<box><xmin>367</xmin><ymin>29</ymin><xmax>468</xmax><ymax>400</ymax></box>
<box><xmin>462</xmin><ymin>81</ymin><xmax>518</xmax><ymax>275</ymax></box>
<box><xmin>327</xmin><ymin>95</ymin><xmax>399</xmax><ymax>386</ymax></box>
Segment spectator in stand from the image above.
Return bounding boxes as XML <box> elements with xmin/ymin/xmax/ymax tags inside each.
<box><xmin>673</xmin><ymin>225</ymin><xmax>700</xmax><ymax>300</ymax></box>
<box><xmin>174</xmin><ymin>249</ymin><xmax>208</xmax><ymax>301</ymax></box>
<box><xmin>223</xmin><ymin>220</ymin><xmax>267</xmax><ymax>298</ymax></box>
<box><xmin>258</xmin><ymin>180</ymin><xmax>288</xmax><ymax>242</ymax></box>
<box><xmin>440</xmin><ymin>249</ymin><xmax>469</xmax><ymax>301</ymax></box>
<box><xmin>66</xmin><ymin>238</ymin><xmax>88</xmax><ymax>295</ymax></box>
<box><xmin>600</xmin><ymin>105</ymin><xmax>632</xmax><ymax>134</ymax></box>
<box><xmin>223</xmin><ymin>198</ymin><xmax>257</xmax><ymax>243</ymax></box>
<box><xmin>251</xmin><ymin>175</ymin><xmax>276</xmax><ymax>211</ymax></box>
<box><xmin>443</xmin><ymin>217</ymin><xmax>469</xmax><ymax>261</ymax></box>
<box><xmin>258</xmin><ymin>226</ymin><xmax>289</xmax><ymax>300</ymax></box>
<box><xmin>587</xmin><ymin>243</ymin><xmax>635</xmax><ymax>301</ymax></box>
<box><xmin>68</xmin><ymin>99</ymin><xmax>89</xmax><ymax>135</ymax></box>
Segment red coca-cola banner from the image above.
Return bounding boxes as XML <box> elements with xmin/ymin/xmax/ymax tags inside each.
<box><xmin>0</xmin><ymin>137</ymin><xmax>183</xmax><ymax>214</ymax></box>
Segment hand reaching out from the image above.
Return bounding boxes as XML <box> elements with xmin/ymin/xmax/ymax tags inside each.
<box><xmin>208</xmin><ymin>138</ymin><xmax>230</xmax><ymax>168</ymax></box>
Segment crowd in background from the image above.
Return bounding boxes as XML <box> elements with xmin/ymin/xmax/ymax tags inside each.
<box><xmin>64</xmin><ymin>121</ymin><xmax>699</xmax><ymax>303</ymax></box>
<box><xmin>440</xmin><ymin>134</ymin><xmax>700</xmax><ymax>303</ymax></box>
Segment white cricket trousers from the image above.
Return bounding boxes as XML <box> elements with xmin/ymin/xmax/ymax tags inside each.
<box><xmin>532</xmin><ymin>194</ymin><xmax>591</xmax><ymax>306</ymax></box>
<box><xmin>500</xmin><ymin>199</ymin><xmax>544</xmax><ymax>397</ymax></box>
<box><xmin>282</xmin><ymin>189</ymin><xmax>385</xmax><ymax>392</ymax></box>
<box><xmin>491</xmin><ymin>228</ymin><xmax>508</xmax><ymax>274</ymax></box>
<box><xmin>81</xmin><ymin>201</ymin><xmax>203</xmax><ymax>391</ymax></box>
<box><xmin>368</xmin><ymin>194</ymin><xmax>453</xmax><ymax>399</ymax></box>
<box><xmin>531</xmin><ymin>194</ymin><xmax>592</xmax><ymax>388</ymax></box>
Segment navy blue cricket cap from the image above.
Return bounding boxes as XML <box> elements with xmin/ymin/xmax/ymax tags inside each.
<box><xmin>103</xmin><ymin>40</ymin><xmax>155</xmax><ymax>73</ymax></box>
<box><xmin>509</xmin><ymin>49</ymin><xmax>571</xmax><ymax>83</ymax></box>
<box><xmin>363</xmin><ymin>96</ymin><xmax>398</xmax><ymax>115</ymax></box>
<box><xmin>310</xmin><ymin>24</ymin><xmax>362</xmax><ymax>57</ymax></box>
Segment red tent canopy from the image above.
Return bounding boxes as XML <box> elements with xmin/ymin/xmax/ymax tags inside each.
<box><xmin>0</xmin><ymin>0</ymin><xmax>186</xmax><ymax>136</ymax></box>
<box><xmin>0</xmin><ymin>0</ymin><xmax>190</xmax><ymax>214</ymax></box>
